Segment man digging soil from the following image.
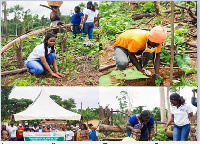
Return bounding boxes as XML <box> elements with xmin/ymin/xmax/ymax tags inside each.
<box><xmin>113</xmin><ymin>25</ymin><xmax>167</xmax><ymax>79</ymax></box>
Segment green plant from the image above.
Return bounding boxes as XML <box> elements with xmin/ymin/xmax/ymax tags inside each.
<box><xmin>155</xmin><ymin>77</ymin><xmax>163</xmax><ymax>86</ymax></box>
<box><xmin>175</xmin><ymin>54</ymin><xmax>196</xmax><ymax>75</ymax></box>
<box><xmin>152</xmin><ymin>126</ymin><xmax>168</xmax><ymax>141</ymax></box>
<box><xmin>100</xmin><ymin>68</ymin><xmax>149</xmax><ymax>86</ymax></box>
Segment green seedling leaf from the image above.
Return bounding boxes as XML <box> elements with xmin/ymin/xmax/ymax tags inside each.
<box><xmin>99</xmin><ymin>75</ymin><xmax>112</xmax><ymax>86</ymax></box>
<box><xmin>175</xmin><ymin>54</ymin><xmax>196</xmax><ymax>74</ymax></box>
<box><xmin>155</xmin><ymin>77</ymin><xmax>163</xmax><ymax>86</ymax></box>
<box><xmin>172</xmin><ymin>80</ymin><xmax>180</xmax><ymax>84</ymax></box>
<box><xmin>110</xmin><ymin>70</ymin><xmax>123</xmax><ymax>76</ymax></box>
<box><xmin>123</xmin><ymin>69</ymin><xmax>149</xmax><ymax>80</ymax></box>
<box><xmin>115</xmin><ymin>75</ymin><xmax>124</xmax><ymax>80</ymax></box>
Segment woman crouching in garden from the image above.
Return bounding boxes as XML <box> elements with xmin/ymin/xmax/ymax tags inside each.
<box><xmin>25</xmin><ymin>32</ymin><xmax>64</xmax><ymax>78</ymax></box>
<box><xmin>165</xmin><ymin>93</ymin><xmax>196</xmax><ymax>141</ymax></box>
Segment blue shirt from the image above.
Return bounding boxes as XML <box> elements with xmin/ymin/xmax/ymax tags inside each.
<box><xmin>89</xmin><ymin>130</ymin><xmax>97</xmax><ymax>141</ymax></box>
<box><xmin>128</xmin><ymin>114</ymin><xmax>154</xmax><ymax>130</ymax></box>
<box><xmin>71</xmin><ymin>12</ymin><xmax>84</xmax><ymax>25</ymax></box>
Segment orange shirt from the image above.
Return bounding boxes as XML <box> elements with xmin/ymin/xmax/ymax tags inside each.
<box><xmin>112</xmin><ymin>29</ymin><xmax>162</xmax><ymax>53</ymax></box>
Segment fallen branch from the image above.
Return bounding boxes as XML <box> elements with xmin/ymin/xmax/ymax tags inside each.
<box><xmin>186</xmin><ymin>42</ymin><xmax>197</xmax><ymax>48</ymax></box>
<box><xmin>133</xmin><ymin>13</ymin><xmax>155</xmax><ymax>20</ymax></box>
<box><xmin>1</xmin><ymin>68</ymin><xmax>28</xmax><ymax>76</ymax></box>
<box><xmin>174</xmin><ymin>4</ymin><xmax>197</xmax><ymax>21</ymax></box>
<box><xmin>162</xmin><ymin>9</ymin><xmax>180</xmax><ymax>13</ymax></box>
<box><xmin>1</xmin><ymin>24</ymin><xmax>71</xmax><ymax>54</ymax></box>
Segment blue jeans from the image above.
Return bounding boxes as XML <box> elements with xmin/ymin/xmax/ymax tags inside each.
<box><xmin>114</xmin><ymin>46</ymin><xmax>129</xmax><ymax>70</ymax></box>
<box><xmin>26</xmin><ymin>53</ymin><xmax>55</xmax><ymax>74</ymax></box>
<box><xmin>114</xmin><ymin>46</ymin><xmax>151</xmax><ymax>70</ymax></box>
<box><xmin>73</xmin><ymin>25</ymin><xmax>82</xmax><ymax>38</ymax></box>
<box><xmin>10</xmin><ymin>137</ymin><xmax>17</xmax><ymax>141</ymax></box>
<box><xmin>83</xmin><ymin>22</ymin><xmax>94</xmax><ymax>39</ymax></box>
<box><xmin>173</xmin><ymin>124</ymin><xmax>190</xmax><ymax>141</ymax></box>
<box><xmin>126</xmin><ymin>128</ymin><xmax>148</xmax><ymax>141</ymax></box>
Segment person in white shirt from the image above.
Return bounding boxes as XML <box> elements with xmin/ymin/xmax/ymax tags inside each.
<box><xmin>65</xmin><ymin>126</ymin><xmax>74</xmax><ymax>141</ymax></box>
<box><xmin>25</xmin><ymin>33</ymin><xmax>64</xmax><ymax>78</ymax></box>
<box><xmin>7</xmin><ymin>122</ymin><xmax>17</xmax><ymax>141</ymax></box>
<box><xmin>83</xmin><ymin>1</ymin><xmax>97</xmax><ymax>40</ymax></box>
<box><xmin>165</xmin><ymin>93</ymin><xmax>196</xmax><ymax>141</ymax></box>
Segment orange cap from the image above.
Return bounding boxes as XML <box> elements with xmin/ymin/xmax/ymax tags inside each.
<box><xmin>91</xmin><ymin>126</ymin><xmax>97</xmax><ymax>129</ymax></box>
<box><xmin>147</xmin><ymin>26</ymin><xmax>167</xmax><ymax>43</ymax></box>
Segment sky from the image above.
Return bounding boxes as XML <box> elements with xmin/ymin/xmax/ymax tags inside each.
<box><xmin>9</xmin><ymin>87</ymin><xmax>99</xmax><ymax>109</ymax></box>
<box><xmin>4</xmin><ymin>1</ymin><xmax>99</xmax><ymax>20</ymax></box>
<box><xmin>99</xmin><ymin>87</ymin><xmax>197</xmax><ymax>113</ymax></box>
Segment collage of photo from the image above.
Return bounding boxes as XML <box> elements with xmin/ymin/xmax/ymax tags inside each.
<box><xmin>1</xmin><ymin>1</ymin><xmax>198</xmax><ymax>142</ymax></box>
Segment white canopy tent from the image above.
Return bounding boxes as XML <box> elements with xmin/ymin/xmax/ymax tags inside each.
<box><xmin>14</xmin><ymin>89</ymin><xmax>81</xmax><ymax>121</ymax></box>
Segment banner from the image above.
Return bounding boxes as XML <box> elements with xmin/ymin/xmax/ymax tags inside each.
<box><xmin>23</xmin><ymin>132</ymin><xmax>65</xmax><ymax>141</ymax></box>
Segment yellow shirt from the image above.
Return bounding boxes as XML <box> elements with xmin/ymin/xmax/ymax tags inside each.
<box><xmin>113</xmin><ymin>29</ymin><xmax>162</xmax><ymax>53</ymax></box>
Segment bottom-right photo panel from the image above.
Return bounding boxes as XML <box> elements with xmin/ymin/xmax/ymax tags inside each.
<box><xmin>99</xmin><ymin>87</ymin><xmax>197</xmax><ymax>141</ymax></box>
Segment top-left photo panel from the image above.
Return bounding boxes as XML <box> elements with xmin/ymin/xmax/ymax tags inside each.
<box><xmin>1</xmin><ymin>1</ymin><xmax>100</xmax><ymax>86</ymax></box>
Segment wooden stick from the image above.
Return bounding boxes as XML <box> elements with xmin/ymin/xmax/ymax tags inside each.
<box><xmin>1</xmin><ymin>68</ymin><xmax>28</xmax><ymax>76</ymax></box>
<box><xmin>1</xmin><ymin>24</ymin><xmax>71</xmax><ymax>54</ymax></box>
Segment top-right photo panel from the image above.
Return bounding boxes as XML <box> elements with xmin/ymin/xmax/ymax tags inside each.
<box><xmin>99</xmin><ymin>1</ymin><xmax>197</xmax><ymax>86</ymax></box>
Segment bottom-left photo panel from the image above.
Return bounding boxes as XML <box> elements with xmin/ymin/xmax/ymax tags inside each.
<box><xmin>1</xmin><ymin>86</ymin><xmax>100</xmax><ymax>141</ymax></box>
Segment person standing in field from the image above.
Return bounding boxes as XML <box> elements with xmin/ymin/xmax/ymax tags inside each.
<box><xmin>165</xmin><ymin>93</ymin><xmax>196</xmax><ymax>141</ymax></box>
<box><xmin>71</xmin><ymin>6</ymin><xmax>84</xmax><ymax>38</ymax></box>
<box><xmin>113</xmin><ymin>26</ymin><xmax>167</xmax><ymax>78</ymax></box>
<box><xmin>25</xmin><ymin>33</ymin><xmax>64</xmax><ymax>78</ymax></box>
<box><xmin>83</xmin><ymin>1</ymin><xmax>97</xmax><ymax>40</ymax></box>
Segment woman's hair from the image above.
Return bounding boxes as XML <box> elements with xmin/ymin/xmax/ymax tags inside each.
<box><xmin>75</xmin><ymin>6</ymin><xmax>81</xmax><ymax>22</ymax></box>
<box><xmin>140</xmin><ymin>110</ymin><xmax>151</xmax><ymax>119</ymax></box>
<box><xmin>170</xmin><ymin>93</ymin><xmax>185</xmax><ymax>105</ymax></box>
<box><xmin>140</xmin><ymin>110</ymin><xmax>152</xmax><ymax>136</ymax></box>
<box><xmin>87</xmin><ymin>3</ymin><xmax>95</xmax><ymax>12</ymax></box>
<box><xmin>43</xmin><ymin>33</ymin><xmax>55</xmax><ymax>60</ymax></box>
<box><xmin>81</xmin><ymin>124</ymin><xmax>88</xmax><ymax>130</ymax></box>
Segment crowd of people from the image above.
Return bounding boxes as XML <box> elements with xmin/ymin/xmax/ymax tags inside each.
<box><xmin>1</xmin><ymin>121</ymin><xmax>99</xmax><ymax>141</ymax></box>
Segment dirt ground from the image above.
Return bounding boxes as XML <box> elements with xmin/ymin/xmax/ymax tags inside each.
<box><xmin>2</xmin><ymin>54</ymin><xmax>99</xmax><ymax>86</ymax></box>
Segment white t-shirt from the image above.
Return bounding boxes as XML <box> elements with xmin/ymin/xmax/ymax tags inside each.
<box><xmin>7</xmin><ymin>126</ymin><xmax>17</xmax><ymax>137</ymax></box>
<box><xmin>27</xmin><ymin>44</ymin><xmax>55</xmax><ymax>61</ymax></box>
<box><xmin>84</xmin><ymin>9</ymin><xmax>97</xmax><ymax>23</ymax></box>
<box><xmin>65</xmin><ymin>130</ymin><xmax>74</xmax><ymax>141</ymax></box>
<box><xmin>171</xmin><ymin>104</ymin><xmax>193</xmax><ymax>126</ymax></box>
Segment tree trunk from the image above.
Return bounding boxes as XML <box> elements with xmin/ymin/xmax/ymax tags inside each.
<box><xmin>14</xmin><ymin>40</ymin><xmax>24</xmax><ymax>68</ymax></box>
<box><xmin>3</xmin><ymin>2</ymin><xmax>8</xmax><ymax>41</ymax></box>
<box><xmin>99</xmin><ymin>106</ymin><xmax>106</xmax><ymax>123</ymax></box>
<box><xmin>15</xmin><ymin>19</ymin><xmax>18</xmax><ymax>37</ymax></box>
<box><xmin>166</xmin><ymin>87</ymin><xmax>171</xmax><ymax>119</ymax></box>
<box><xmin>99</xmin><ymin>124</ymin><xmax>126</xmax><ymax>132</ymax></box>
<box><xmin>160</xmin><ymin>87</ymin><xmax>167</xmax><ymax>126</ymax></box>
<box><xmin>154</xmin><ymin>1</ymin><xmax>161</xmax><ymax>15</ymax></box>
<box><xmin>23</xmin><ymin>19</ymin><xmax>25</xmax><ymax>34</ymax></box>
<box><xmin>170</xmin><ymin>2</ymin><xmax>175</xmax><ymax>86</ymax></box>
